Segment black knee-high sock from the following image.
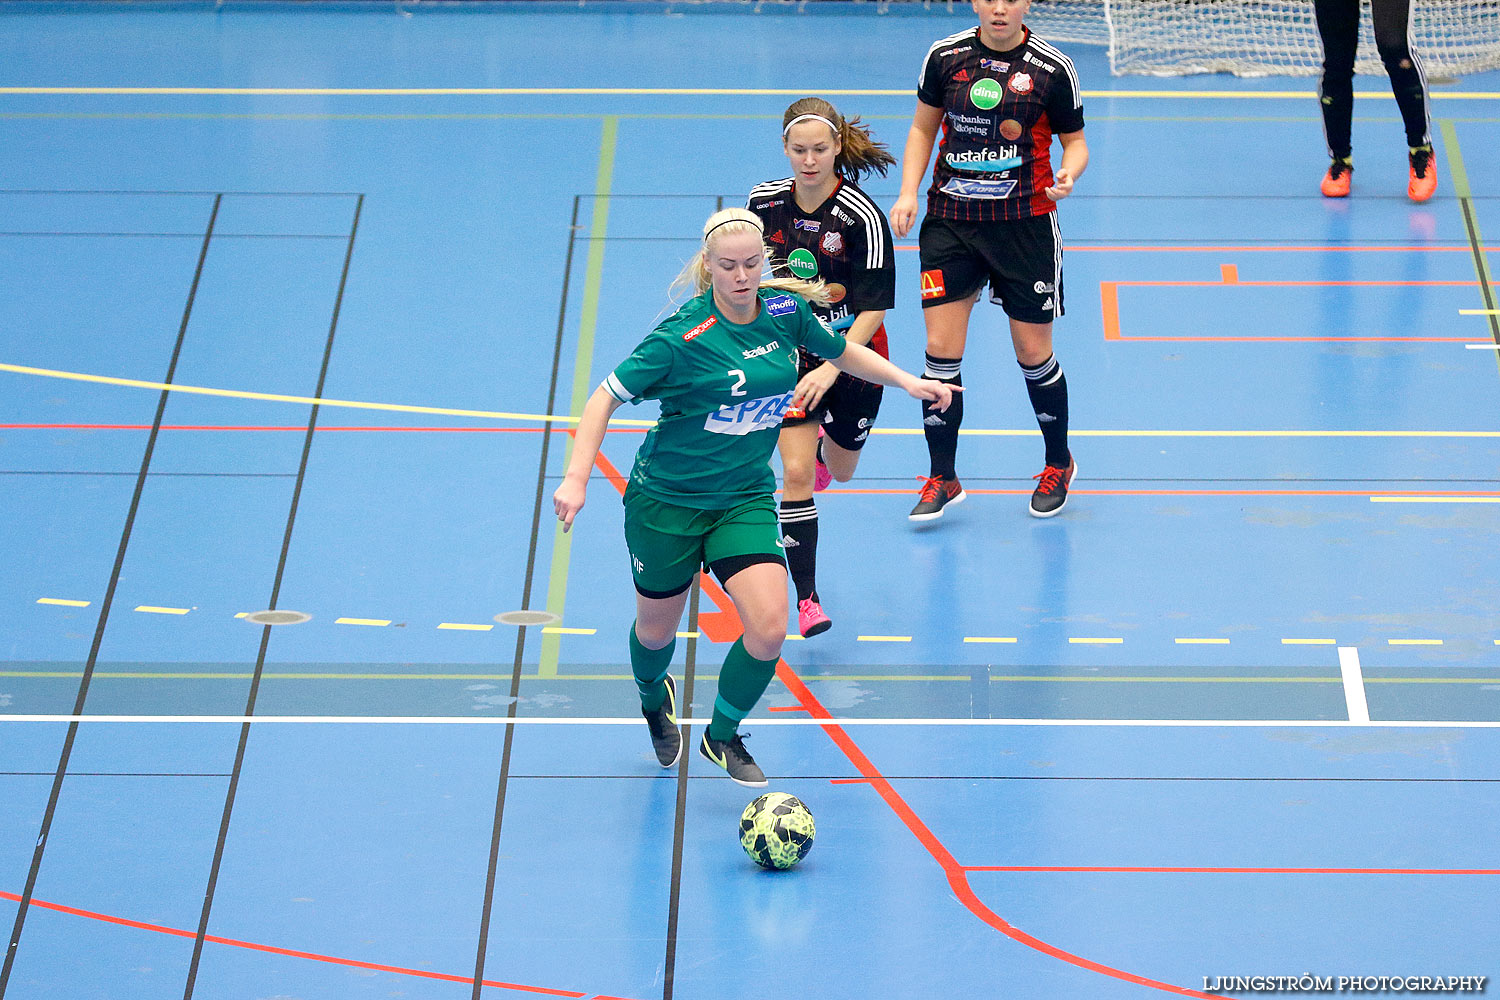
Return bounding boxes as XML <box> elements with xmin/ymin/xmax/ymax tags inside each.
<box><xmin>921</xmin><ymin>353</ymin><xmax>963</xmax><ymax>479</ymax></box>
<box><xmin>778</xmin><ymin>497</ymin><xmax>819</xmax><ymax>602</ymax></box>
<box><xmin>1020</xmin><ymin>354</ymin><xmax>1070</xmax><ymax>468</ymax></box>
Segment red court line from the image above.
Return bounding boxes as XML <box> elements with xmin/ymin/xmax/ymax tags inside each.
<box><xmin>771</xmin><ymin>665</ymin><xmax>1217</xmax><ymax>1000</ymax></box>
<box><xmin>963</xmin><ymin>866</ymin><xmax>1500</xmax><ymax>875</ymax></box>
<box><xmin>1101</xmin><ymin>276</ymin><xmax>1489</xmax><ymax>343</ymax></box>
<box><xmin>583</xmin><ymin>445</ymin><xmax>1218</xmax><ymax>998</ymax></box>
<box><xmin>0</xmin><ymin>889</ymin><xmax>617</xmax><ymax>998</ymax></box>
<box><xmin>766</xmin><ymin>705</ymin><xmax>811</xmax><ymax>713</ymax></box>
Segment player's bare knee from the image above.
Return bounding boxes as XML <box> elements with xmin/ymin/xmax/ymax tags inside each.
<box><xmin>782</xmin><ymin>461</ymin><xmax>816</xmax><ymax>495</ymax></box>
<box><xmin>742</xmin><ymin>624</ymin><xmax>785</xmax><ymax>661</ymax></box>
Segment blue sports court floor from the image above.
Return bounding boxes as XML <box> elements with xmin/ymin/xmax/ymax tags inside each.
<box><xmin>1</xmin><ymin>3</ymin><xmax>1498</xmax><ymax>998</ymax></box>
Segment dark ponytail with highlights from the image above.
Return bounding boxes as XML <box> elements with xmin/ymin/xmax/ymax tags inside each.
<box><xmin>781</xmin><ymin>97</ymin><xmax>897</xmax><ymax>184</ymax></box>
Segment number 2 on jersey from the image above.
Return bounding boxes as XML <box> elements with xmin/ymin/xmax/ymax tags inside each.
<box><xmin>727</xmin><ymin>368</ymin><xmax>747</xmax><ymax>396</ymax></box>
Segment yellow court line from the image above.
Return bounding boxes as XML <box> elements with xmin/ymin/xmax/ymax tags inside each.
<box><xmin>437</xmin><ymin>623</ymin><xmax>493</xmax><ymax>632</ymax></box>
<box><xmin>0</xmin><ymin>361</ymin><xmax>652</xmax><ymax>429</ymax></box>
<box><xmin>1069</xmin><ymin>637</ymin><xmax>1124</xmax><ymax>644</ymax></box>
<box><xmin>1371</xmin><ymin>497</ymin><xmax>1500</xmax><ymax>503</ymax></box>
<box><xmin>1459</xmin><ymin>309</ymin><xmax>1500</xmax><ymax>315</ymax></box>
<box><xmin>1388</xmin><ymin>638</ymin><xmax>1443</xmax><ymax>646</ymax></box>
<box><xmin>541</xmin><ymin>626</ymin><xmax>596</xmax><ymax>635</ymax></box>
<box><xmin>1283</xmin><ymin>638</ymin><xmax>1336</xmax><ymax>645</ymax></box>
<box><xmin>857</xmin><ymin>635</ymin><xmax>913</xmax><ymax>643</ymax></box>
<box><xmin>784</xmin><ymin>634</ymin><xmax>804</xmax><ymax>641</ymax></box>
<box><xmin>676</xmin><ymin>631</ymin><xmax>700</xmax><ymax>639</ymax></box>
<box><xmin>8</xmin><ymin>360</ymin><xmax>1500</xmax><ymax>439</ymax></box>
<box><xmin>1176</xmin><ymin>638</ymin><xmax>1231</xmax><ymax>645</ymax></box>
<box><xmin>135</xmin><ymin>605</ymin><xmax>189</xmax><ymax>615</ymax></box>
<box><xmin>36</xmin><ymin>598</ymin><xmax>90</xmax><ymax>608</ymax></box>
<box><xmin>4</xmin><ymin>86</ymin><xmax>1499</xmax><ymax>99</ymax></box>
<box><xmin>964</xmin><ymin>636</ymin><xmax>1018</xmax><ymax>644</ymax></box>
<box><xmin>336</xmin><ymin>617</ymin><xmax>391</xmax><ymax>627</ymax></box>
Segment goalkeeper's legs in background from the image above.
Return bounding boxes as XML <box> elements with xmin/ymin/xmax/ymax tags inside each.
<box><xmin>1313</xmin><ymin>0</ymin><xmax>1359</xmax><ymax>197</ymax></box>
<box><xmin>1370</xmin><ymin>0</ymin><xmax>1436</xmax><ymax>202</ymax></box>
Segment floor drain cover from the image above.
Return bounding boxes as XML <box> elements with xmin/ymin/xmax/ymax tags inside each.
<box><xmin>244</xmin><ymin>610</ymin><xmax>312</xmax><ymax>626</ymax></box>
<box><xmin>493</xmin><ymin>610</ymin><xmax>560</xmax><ymax>627</ymax></box>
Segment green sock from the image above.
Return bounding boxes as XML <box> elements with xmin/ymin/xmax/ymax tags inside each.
<box><xmin>708</xmin><ymin>637</ymin><xmax>778</xmax><ymax>741</ymax></box>
<box><xmin>630</xmin><ymin>624</ymin><xmax>675</xmax><ymax>712</ymax></box>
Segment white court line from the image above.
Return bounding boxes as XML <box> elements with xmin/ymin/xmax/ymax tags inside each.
<box><xmin>3</xmin><ymin>715</ymin><xmax>1496</xmax><ymax>728</ymax></box>
<box><xmin>1463</xmin><ymin>344</ymin><xmax>1500</xmax><ymax>350</ymax></box>
<box><xmin>1338</xmin><ymin>646</ymin><xmax>1371</xmax><ymax>724</ymax></box>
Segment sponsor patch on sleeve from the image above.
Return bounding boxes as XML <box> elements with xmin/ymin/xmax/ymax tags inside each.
<box><xmin>764</xmin><ymin>294</ymin><xmax>799</xmax><ymax>317</ymax></box>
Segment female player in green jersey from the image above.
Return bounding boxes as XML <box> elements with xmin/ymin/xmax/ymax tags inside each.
<box><xmin>553</xmin><ymin>207</ymin><xmax>956</xmax><ymax>786</ymax></box>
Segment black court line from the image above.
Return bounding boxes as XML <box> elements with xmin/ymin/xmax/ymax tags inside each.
<box><xmin>1456</xmin><ymin>199</ymin><xmax>1500</xmax><ymax>349</ymax></box>
<box><xmin>663</xmin><ymin>583</ymin><xmax>701</xmax><ymax>1000</ymax></box>
<box><xmin>468</xmin><ymin>193</ymin><xmax>582</xmax><ymax>1000</ymax></box>
<box><xmin>180</xmin><ymin>194</ymin><xmax>363</xmax><ymax>1000</ymax></box>
<box><xmin>661</xmin><ymin>195</ymin><xmax>725</xmax><ymax>1000</ymax></box>
<box><xmin>0</xmin><ymin>194</ymin><xmax>222</xmax><ymax>999</ymax></box>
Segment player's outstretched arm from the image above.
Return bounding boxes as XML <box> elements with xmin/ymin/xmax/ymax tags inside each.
<box><xmin>821</xmin><ymin>341</ymin><xmax>960</xmax><ymax>413</ymax></box>
<box><xmin>553</xmin><ymin>385</ymin><xmax>625</xmax><ymax>532</ymax></box>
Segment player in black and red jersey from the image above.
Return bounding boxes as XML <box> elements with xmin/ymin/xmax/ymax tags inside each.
<box><xmin>747</xmin><ymin>97</ymin><xmax>897</xmax><ymax>638</ymax></box>
<box><xmin>891</xmin><ymin>0</ymin><xmax>1089</xmax><ymax>521</ymax></box>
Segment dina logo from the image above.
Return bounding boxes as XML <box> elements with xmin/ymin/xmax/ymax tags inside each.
<box><xmin>969</xmin><ymin>77</ymin><xmax>1003</xmax><ymax>110</ymax></box>
<box><xmin>787</xmin><ymin>248</ymin><xmax>819</xmax><ymax>280</ymax></box>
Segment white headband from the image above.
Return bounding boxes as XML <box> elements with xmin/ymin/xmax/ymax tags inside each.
<box><xmin>782</xmin><ymin>113</ymin><xmax>839</xmax><ymax>137</ymax></box>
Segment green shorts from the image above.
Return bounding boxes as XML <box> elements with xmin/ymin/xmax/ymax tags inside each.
<box><xmin>622</xmin><ymin>488</ymin><xmax>786</xmax><ymax>598</ymax></box>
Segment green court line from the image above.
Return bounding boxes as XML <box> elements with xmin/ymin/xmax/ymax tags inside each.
<box><xmin>1440</xmin><ymin>118</ymin><xmax>1500</xmax><ymax>378</ymax></box>
<box><xmin>538</xmin><ymin>115</ymin><xmax>618</xmax><ymax>679</ymax></box>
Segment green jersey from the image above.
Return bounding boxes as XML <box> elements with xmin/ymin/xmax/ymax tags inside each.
<box><xmin>604</xmin><ymin>288</ymin><xmax>848</xmax><ymax>508</ymax></box>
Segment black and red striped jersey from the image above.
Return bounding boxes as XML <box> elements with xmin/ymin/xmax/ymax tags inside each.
<box><xmin>916</xmin><ymin>26</ymin><xmax>1085</xmax><ymax>223</ymax></box>
<box><xmin>746</xmin><ymin>176</ymin><xmax>895</xmax><ymax>357</ymax></box>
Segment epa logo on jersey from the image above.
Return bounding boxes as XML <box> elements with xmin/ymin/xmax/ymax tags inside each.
<box><xmin>706</xmin><ymin>391</ymin><xmax>795</xmax><ymax>436</ymax></box>
<box><xmin>765</xmin><ymin>294</ymin><xmax>798</xmax><ymax>317</ymax></box>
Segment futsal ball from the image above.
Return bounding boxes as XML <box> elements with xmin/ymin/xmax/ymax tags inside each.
<box><xmin>739</xmin><ymin>792</ymin><xmax>815</xmax><ymax>870</ymax></box>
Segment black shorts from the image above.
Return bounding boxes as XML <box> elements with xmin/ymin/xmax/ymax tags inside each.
<box><xmin>918</xmin><ymin>212</ymin><xmax>1064</xmax><ymax>323</ymax></box>
<box><xmin>782</xmin><ymin>349</ymin><xmax>885</xmax><ymax>452</ymax></box>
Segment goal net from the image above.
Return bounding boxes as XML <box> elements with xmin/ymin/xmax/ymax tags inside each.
<box><xmin>1100</xmin><ymin>0</ymin><xmax>1500</xmax><ymax>77</ymax></box>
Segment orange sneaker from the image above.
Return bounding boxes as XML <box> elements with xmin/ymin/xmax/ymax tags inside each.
<box><xmin>1320</xmin><ymin>157</ymin><xmax>1353</xmax><ymax>198</ymax></box>
<box><xmin>1408</xmin><ymin>145</ymin><xmax>1437</xmax><ymax>203</ymax></box>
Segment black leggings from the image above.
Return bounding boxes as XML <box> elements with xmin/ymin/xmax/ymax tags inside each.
<box><xmin>1314</xmin><ymin>0</ymin><xmax>1430</xmax><ymax>157</ymax></box>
